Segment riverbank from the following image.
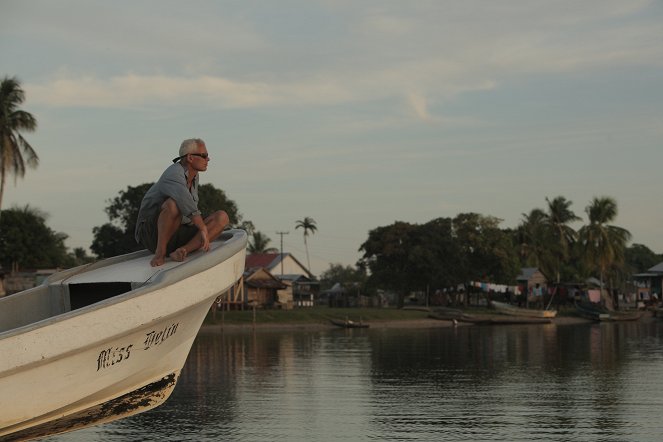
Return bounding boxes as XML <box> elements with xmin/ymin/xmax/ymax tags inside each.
<box><xmin>200</xmin><ymin>306</ymin><xmax>594</xmax><ymax>333</ymax></box>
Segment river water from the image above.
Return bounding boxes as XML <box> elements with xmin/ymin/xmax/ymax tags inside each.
<box><xmin>45</xmin><ymin>318</ymin><xmax>663</xmax><ymax>441</ymax></box>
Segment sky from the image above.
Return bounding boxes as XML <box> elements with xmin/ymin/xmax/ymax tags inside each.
<box><xmin>1</xmin><ymin>0</ymin><xmax>662</xmax><ymax>276</ymax></box>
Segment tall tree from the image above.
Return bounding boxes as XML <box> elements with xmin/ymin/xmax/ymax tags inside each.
<box><xmin>578</xmin><ymin>196</ymin><xmax>631</xmax><ymax>306</ymax></box>
<box><xmin>295</xmin><ymin>216</ymin><xmax>317</xmax><ymax>272</ymax></box>
<box><xmin>0</xmin><ymin>205</ymin><xmax>69</xmax><ymax>271</ymax></box>
<box><xmin>625</xmin><ymin>243</ymin><xmax>662</xmax><ymax>273</ymax></box>
<box><xmin>544</xmin><ymin>196</ymin><xmax>580</xmax><ymax>284</ymax></box>
<box><xmin>0</xmin><ymin>77</ymin><xmax>38</xmax><ymax>217</ymax></box>
<box><xmin>319</xmin><ymin>263</ymin><xmax>368</xmax><ymax>292</ymax></box>
<box><xmin>359</xmin><ymin>221</ymin><xmax>420</xmax><ymax>307</ymax></box>
<box><xmin>518</xmin><ymin>208</ymin><xmax>553</xmax><ymax>276</ymax></box>
<box><xmin>452</xmin><ymin>213</ymin><xmax>520</xmax><ymax>292</ymax></box>
<box><xmin>360</xmin><ymin>215</ymin><xmax>518</xmax><ymax>307</ymax></box>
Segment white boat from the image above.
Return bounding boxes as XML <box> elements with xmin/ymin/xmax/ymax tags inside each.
<box><xmin>490</xmin><ymin>300</ymin><xmax>557</xmax><ymax>318</ymax></box>
<box><xmin>0</xmin><ymin>230</ymin><xmax>247</xmax><ymax>441</ymax></box>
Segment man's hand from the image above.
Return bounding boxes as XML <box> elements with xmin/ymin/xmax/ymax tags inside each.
<box><xmin>200</xmin><ymin>226</ymin><xmax>210</xmax><ymax>252</ymax></box>
<box><xmin>192</xmin><ymin>214</ymin><xmax>210</xmax><ymax>252</ymax></box>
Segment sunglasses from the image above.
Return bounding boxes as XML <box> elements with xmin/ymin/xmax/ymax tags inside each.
<box><xmin>172</xmin><ymin>153</ymin><xmax>210</xmax><ymax>163</ymax></box>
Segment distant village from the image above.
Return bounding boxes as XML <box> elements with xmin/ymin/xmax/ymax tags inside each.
<box><xmin>2</xmin><ymin>251</ymin><xmax>662</xmax><ymax>311</ymax></box>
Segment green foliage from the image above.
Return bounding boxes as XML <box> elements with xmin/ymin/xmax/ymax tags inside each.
<box><xmin>319</xmin><ymin>263</ymin><xmax>368</xmax><ymax>291</ymax></box>
<box><xmin>358</xmin><ymin>214</ymin><xmax>519</xmax><ymax>306</ymax></box>
<box><xmin>198</xmin><ymin>184</ymin><xmax>241</xmax><ymax>225</ymax></box>
<box><xmin>90</xmin><ymin>183</ymin><xmax>150</xmax><ymax>258</ymax></box>
<box><xmin>90</xmin><ymin>223</ymin><xmax>137</xmax><ymax>259</ymax></box>
<box><xmin>248</xmin><ymin>231</ymin><xmax>278</xmax><ymax>253</ymax></box>
<box><xmin>295</xmin><ymin>216</ymin><xmax>317</xmax><ymax>271</ymax></box>
<box><xmin>625</xmin><ymin>243</ymin><xmax>662</xmax><ymax>273</ymax></box>
<box><xmin>0</xmin><ymin>76</ymin><xmax>38</xmax><ymax>214</ymax></box>
<box><xmin>518</xmin><ymin>196</ymin><xmax>581</xmax><ymax>284</ymax></box>
<box><xmin>0</xmin><ymin>205</ymin><xmax>71</xmax><ymax>270</ymax></box>
<box><xmin>451</xmin><ymin>213</ymin><xmax>520</xmax><ymax>284</ymax></box>
<box><xmin>578</xmin><ymin>196</ymin><xmax>632</xmax><ymax>285</ymax></box>
<box><xmin>359</xmin><ymin>221</ymin><xmax>419</xmax><ymax>305</ymax></box>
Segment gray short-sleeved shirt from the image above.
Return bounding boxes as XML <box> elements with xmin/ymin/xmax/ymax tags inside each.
<box><xmin>134</xmin><ymin>162</ymin><xmax>201</xmax><ymax>244</ymax></box>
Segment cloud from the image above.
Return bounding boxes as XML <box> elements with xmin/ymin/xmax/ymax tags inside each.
<box><xmin>21</xmin><ymin>0</ymin><xmax>663</xmax><ymax>117</ymax></box>
<box><xmin>407</xmin><ymin>92</ymin><xmax>431</xmax><ymax>121</ymax></box>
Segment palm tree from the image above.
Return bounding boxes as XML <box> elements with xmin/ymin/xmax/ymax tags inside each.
<box><xmin>544</xmin><ymin>196</ymin><xmax>580</xmax><ymax>284</ymax></box>
<box><xmin>578</xmin><ymin>196</ymin><xmax>631</xmax><ymax>307</ymax></box>
<box><xmin>295</xmin><ymin>216</ymin><xmax>317</xmax><ymax>272</ymax></box>
<box><xmin>248</xmin><ymin>231</ymin><xmax>278</xmax><ymax>254</ymax></box>
<box><xmin>519</xmin><ymin>208</ymin><xmax>552</xmax><ymax>274</ymax></box>
<box><xmin>0</xmin><ymin>77</ymin><xmax>38</xmax><ymax>218</ymax></box>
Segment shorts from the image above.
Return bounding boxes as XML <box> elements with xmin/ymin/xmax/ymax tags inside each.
<box><xmin>136</xmin><ymin>212</ymin><xmax>198</xmax><ymax>255</ymax></box>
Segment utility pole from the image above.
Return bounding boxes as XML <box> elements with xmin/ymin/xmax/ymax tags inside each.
<box><xmin>276</xmin><ymin>231</ymin><xmax>289</xmax><ymax>276</ymax></box>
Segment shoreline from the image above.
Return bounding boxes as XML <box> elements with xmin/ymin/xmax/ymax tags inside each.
<box><xmin>200</xmin><ymin>315</ymin><xmax>593</xmax><ymax>333</ymax></box>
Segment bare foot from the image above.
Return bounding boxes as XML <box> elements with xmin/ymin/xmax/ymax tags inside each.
<box><xmin>169</xmin><ymin>247</ymin><xmax>188</xmax><ymax>262</ymax></box>
<box><xmin>150</xmin><ymin>254</ymin><xmax>166</xmax><ymax>267</ymax></box>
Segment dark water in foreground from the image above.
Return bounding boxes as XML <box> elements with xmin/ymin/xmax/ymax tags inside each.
<box><xmin>46</xmin><ymin>319</ymin><xmax>663</xmax><ymax>441</ymax></box>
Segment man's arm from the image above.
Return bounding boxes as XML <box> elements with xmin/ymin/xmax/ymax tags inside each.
<box><xmin>190</xmin><ymin>214</ymin><xmax>210</xmax><ymax>252</ymax></box>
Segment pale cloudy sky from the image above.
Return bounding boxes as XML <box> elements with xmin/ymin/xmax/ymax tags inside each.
<box><xmin>1</xmin><ymin>0</ymin><xmax>662</xmax><ymax>275</ymax></box>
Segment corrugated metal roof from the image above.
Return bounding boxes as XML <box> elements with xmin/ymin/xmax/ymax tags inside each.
<box><xmin>516</xmin><ymin>267</ymin><xmax>539</xmax><ymax>280</ymax></box>
<box><xmin>648</xmin><ymin>261</ymin><xmax>663</xmax><ymax>273</ymax></box>
<box><xmin>245</xmin><ymin>253</ymin><xmax>282</xmax><ymax>270</ymax></box>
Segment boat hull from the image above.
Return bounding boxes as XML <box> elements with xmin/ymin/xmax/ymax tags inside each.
<box><xmin>429</xmin><ymin>312</ymin><xmax>551</xmax><ymax>325</ymax></box>
<box><xmin>575</xmin><ymin>302</ymin><xmax>644</xmax><ymax>322</ymax></box>
<box><xmin>330</xmin><ymin>318</ymin><xmax>369</xmax><ymax>328</ymax></box>
<box><xmin>0</xmin><ymin>231</ymin><xmax>247</xmax><ymax>440</ymax></box>
<box><xmin>4</xmin><ymin>371</ymin><xmax>178</xmax><ymax>441</ymax></box>
<box><xmin>490</xmin><ymin>300</ymin><xmax>557</xmax><ymax>318</ymax></box>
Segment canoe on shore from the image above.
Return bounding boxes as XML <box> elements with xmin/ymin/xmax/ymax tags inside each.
<box><xmin>0</xmin><ymin>230</ymin><xmax>247</xmax><ymax>441</ymax></box>
<box><xmin>574</xmin><ymin>302</ymin><xmax>644</xmax><ymax>322</ymax></box>
<box><xmin>490</xmin><ymin>300</ymin><xmax>557</xmax><ymax>318</ymax></box>
<box><xmin>429</xmin><ymin>310</ymin><xmax>551</xmax><ymax>325</ymax></box>
<box><xmin>330</xmin><ymin>318</ymin><xmax>369</xmax><ymax>328</ymax></box>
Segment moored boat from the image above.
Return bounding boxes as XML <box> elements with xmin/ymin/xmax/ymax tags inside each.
<box><xmin>429</xmin><ymin>310</ymin><xmax>551</xmax><ymax>325</ymax></box>
<box><xmin>574</xmin><ymin>301</ymin><xmax>644</xmax><ymax>322</ymax></box>
<box><xmin>490</xmin><ymin>300</ymin><xmax>557</xmax><ymax>318</ymax></box>
<box><xmin>330</xmin><ymin>318</ymin><xmax>369</xmax><ymax>328</ymax></box>
<box><xmin>0</xmin><ymin>230</ymin><xmax>247</xmax><ymax>441</ymax></box>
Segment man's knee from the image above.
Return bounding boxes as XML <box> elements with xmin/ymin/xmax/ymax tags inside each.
<box><xmin>210</xmin><ymin>210</ymin><xmax>229</xmax><ymax>228</ymax></box>
<box><xmin>160</xmin><ymin>199</ymin><xmax>181</xmax><ymax>218</ymax></box>
<box><xmin>218</xmin><ymin>210</ymin><xmax>230</xmax><ymax>227</ymax></box>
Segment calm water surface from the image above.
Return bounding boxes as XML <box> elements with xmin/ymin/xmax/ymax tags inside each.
<box><xmin>45</xmin><ymin>319</ymin><xmax>663</xmax><ymax>441</ymax></box>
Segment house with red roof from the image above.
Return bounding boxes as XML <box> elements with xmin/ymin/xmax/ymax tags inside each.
<box><xmin>244</xmin><ymin>253</ymin><xmax>319</xmax><ymax>308</ymax></box>
<box><xmin>245</xmin><ymin>253</ymin><xmax>313</xmax><ymax>278</ymax></box>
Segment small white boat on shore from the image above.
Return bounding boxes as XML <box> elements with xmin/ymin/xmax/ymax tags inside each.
<box><xmin>490</xmin><ymin>300</ymin><xmax>557</xmax><ymax>318</ymax></box>
<box><xmin>0</xmin><ymin>230</ymin><xmax>247</xmax><ymax>441</ymax></box>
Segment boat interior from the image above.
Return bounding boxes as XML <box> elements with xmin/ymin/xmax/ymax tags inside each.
<box><xmin>0</xmin><ymin>231</ymin><xmax>245</xmax><ymax>335</ymax></box>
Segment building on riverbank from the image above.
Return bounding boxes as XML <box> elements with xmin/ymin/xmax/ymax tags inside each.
<box><xmin>633</xmin><ymin>261</ymin><xmax>663</xmax><ymax>304</ymax></box>
<box><xmin>244</xmin><ymin>253</ymin><xmax>320</xmax><ymax>309</ymax></box>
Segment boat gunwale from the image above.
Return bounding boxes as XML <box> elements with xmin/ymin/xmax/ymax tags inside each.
<box><xmin>0</xmin><ymin>230</ymin><xmax>247</xmax><ymax>342</ymax></box>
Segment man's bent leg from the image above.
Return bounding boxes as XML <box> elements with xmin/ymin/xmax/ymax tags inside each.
<box><xmin>177</xmin><ymin>210</ymin><xmax>229</xmax><ymax>257</ymax></box>
<box><xmin>151</xmin><ymin>199</ymin><xmax>182</xmax><ymax>267</ymax></box>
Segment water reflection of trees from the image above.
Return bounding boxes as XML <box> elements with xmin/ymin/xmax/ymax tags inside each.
<box><xmin>367</xmin><ymin>323</ymin><xmax>657</xmax><ymax>439</ymax></box>
<box><xmin>76</xmin><ymin>322</ymin><xmax>663</xmax><ymax>441</ymax></box>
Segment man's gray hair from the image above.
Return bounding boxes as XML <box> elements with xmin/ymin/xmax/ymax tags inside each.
<box><xmin>179</xmin><ymin>138</ymin><xmax>205</xmax><ymax>157</ymax></box>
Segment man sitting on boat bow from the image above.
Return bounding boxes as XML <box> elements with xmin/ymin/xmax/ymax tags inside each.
<box><xmin>135</xmin><ymin>138</ymin><xmax>229</xmax><ymax>267</ymax></box>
